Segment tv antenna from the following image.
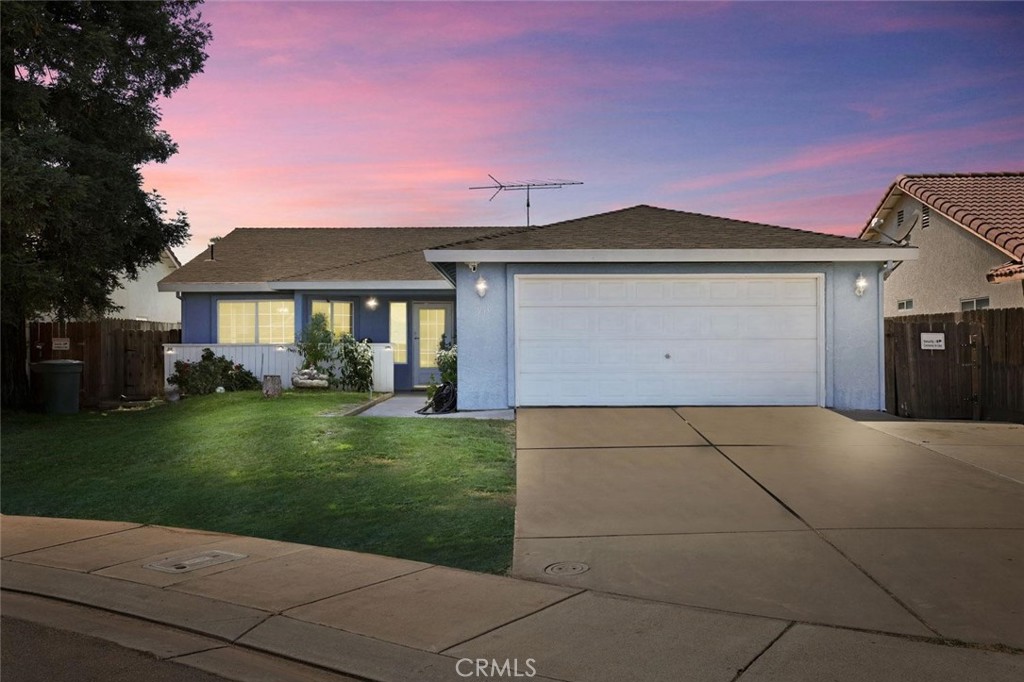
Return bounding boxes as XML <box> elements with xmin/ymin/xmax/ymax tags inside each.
<box><xmin>470</xmin><ymin>175</ymin><xmax>583</xmax><ymax>226</ymax></box>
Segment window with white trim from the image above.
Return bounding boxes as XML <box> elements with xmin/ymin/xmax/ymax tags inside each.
<box><xmin>961</xmin><ymin>297</ymin><xmax>990</xmax><ymax>311</ymax></box>
<box><xmin>897</xmin><ymin>299</ymin><xmax>914</xmax><ymax>311</ymax></box>
<box><xmin>389</xmin><ymin>302</ymin><xmax>408</xmax><ymax>363</ymax></box>
<box><xmin>311</xmin><ymin>300</ymin><xmax>353</xmax><ymax>337</ymax></box>
<box><xmin>217</xmin><ymin>300</ymin><xmax>294</xmax><ymax>344</ymax></box>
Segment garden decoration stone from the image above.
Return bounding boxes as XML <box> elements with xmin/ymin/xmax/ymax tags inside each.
<box><xmin>262</xmin><ymin>375</ymin><xmax>283</xmax><ymax>398</ymax></box>
<box><xmin>292</xmin><ymin>368</ymin><xmax>329</xmax><ymax>389</ymax></box>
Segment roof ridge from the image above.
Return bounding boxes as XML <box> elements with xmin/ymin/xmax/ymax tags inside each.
<box><xmin>896</xmin><ymin>171</ymin><xmax>1024</xmax><ymax>180</ymax></box>
<box><xmin>272</xmin><ymin>225</ymin><xmax>534</xmax><ymax>281</ymax></box>
<box><xmin>451</xmin><ymin>204</ymin><xmax>871</xmax><ymax>246</ymax></box>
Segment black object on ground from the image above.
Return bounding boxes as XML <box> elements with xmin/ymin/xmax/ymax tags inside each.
<box><xmin>416</xmin><ymin>382</ymin><xmax>457</xmax><ymax>415</ymax></box>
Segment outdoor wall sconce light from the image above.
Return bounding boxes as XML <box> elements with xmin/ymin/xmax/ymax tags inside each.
<box><xmin>467</xmin><ymin>262</ymin><xmax>479</xmax><ymax>273</ymax></box>
<box><xmin>165</xmin><ymin>348</ymin><xmax>176</xmax><ymax>355</ymax></box>
<box><xmin>854</xmin><ymin>273</ymin><xmax>869</xmax><ymax>297</ymax></box>
<box><xmin>365</xmin><ymin>296</ymin><xmax>379</xmax><ymax>310</ymax></box>
<box><xmin>475</xmin><ymin>275</ymin><xmax>489</xmax><ymax>298</ymax></box>
<box><xmin>275</xmin><ymin>345</ymin><xmax>286</xmax><ymax>352</ymax></box>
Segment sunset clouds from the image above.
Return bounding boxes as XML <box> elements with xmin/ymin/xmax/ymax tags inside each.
<box><xmin>142</xmin><ymin>1</ymin><xmax>1024</xmax><ymax>260</ymax></box>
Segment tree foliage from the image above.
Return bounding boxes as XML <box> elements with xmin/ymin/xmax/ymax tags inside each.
<box><xmin>1</xmin><ymin>1</ymin><xmax>212</xmax><ymax>406</ymax></box>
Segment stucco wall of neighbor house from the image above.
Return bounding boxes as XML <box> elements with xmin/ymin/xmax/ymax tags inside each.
<box><xmin>455</xmin><ymin>261</ymin><xmax>884</xmax><ymax>411</ymax></box>
<box><xmin>881</xmin><ymin>195</ymin><xmax>1023</xmax><ymax>316</ymax></box>
<box><xmin>109</xmin><ymin>256</ymin><xmax>181</xmax><ymax>322</ymax></box>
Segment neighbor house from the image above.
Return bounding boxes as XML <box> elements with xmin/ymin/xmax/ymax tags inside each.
<box><xmin>160</xmin><ymin>205</ymin><xmax>914</xmax><ymax>409</ymax></box>
<box><xmin>859</xmin><ymin>172</ymin><xmax>1024</xmax><ymax>316</ymax></box>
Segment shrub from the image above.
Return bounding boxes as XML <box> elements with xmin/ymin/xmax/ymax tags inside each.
<box><xmin>293</xmin><ymin>316</ymin><xmax>374</xmax><ymax>392</ymax></box>
<box><xmin>294</xmin><ymin>313</ymin><xmax>334</xmax><ymax>373</ymax></box>
<box><xmin>425</xmin><ymin>336</ymin><xmax>456</xmax><ymax>401</ymax></box>
<box><xmin>168</xmin><ymin>349</ymin><xmax>261</xmax><ymax>396</ymax></box>
<box><xmin>336</xmin><ymin>334</ymin><xmax>373</xmax><ymax>392</ymax></box>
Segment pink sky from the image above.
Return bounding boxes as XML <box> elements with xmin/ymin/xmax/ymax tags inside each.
<box><xmin>142</xmin><ymin>1</ymin><xmax>1024</xmax><ymax>262</ymax></box>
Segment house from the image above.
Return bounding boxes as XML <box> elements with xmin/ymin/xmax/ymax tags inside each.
<box><xmin>158</xmin><ymin>226</ymin><xmax>527</xmax><ymax>391</ymax></box>
<box><xmin>859</xmin><ymin>173</ymin><xmax>1024</xmax><ymax>316</ymax></box>
<box><xmin>111</xmin><ymin>248</ymin><xmax>183</xmax><ymax>322</ymax></box>
<box><xmin>161</xmin><ymin>205</ymin><xmax>913</xmax><ymax>410</ymax></box>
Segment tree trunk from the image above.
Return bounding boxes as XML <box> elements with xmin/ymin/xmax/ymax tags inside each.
<box><xmin>262</xmin><ymin>374</ymin><xmax>283</xmax><ymax>399</ymax></box>
<box><xmin>1</xmin><ymin>316</ymin><xmax>30</xmax><ymax>408</ymax></box>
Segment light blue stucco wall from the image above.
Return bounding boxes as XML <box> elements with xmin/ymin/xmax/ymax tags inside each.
<box><xmin>456</xmin><ymin>261</ymin><xmax>885</xmax><ymax>411</ymax></box>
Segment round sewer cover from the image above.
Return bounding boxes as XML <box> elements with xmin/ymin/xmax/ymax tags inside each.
<box><xmin>544</xmin><ymin>561</ymin><xmax>590</xmax><ymax>576</ymax></box>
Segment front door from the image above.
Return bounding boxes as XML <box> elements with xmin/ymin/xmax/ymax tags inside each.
<box><xmin>412</xmin><ymin>303</ymin><xmax>454</xmax><ymax>386</ymax></box>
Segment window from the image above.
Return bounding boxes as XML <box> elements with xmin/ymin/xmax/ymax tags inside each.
<box><xmin>389</xmin><ymin>302</ymin><xmax>408</xmax><ymax>363</ymax></box>
<box><xmin>897</xmin><ymin>299</ymin><xmax>914</xmax><ymax>311</ymax></box>
<box><xmin>311</xmin><ymin>300</ymin><xmax>353</xmax><ymax>337</ymax></box>
<box><xmin>217</xmin><ymin>300</ymin><xmax>294</xmax><ymax>344</ymax></box>
<box><xmin>961</xmin><ymin>297</ymin><xmax>990</xmax><ymax>312</ymax></box>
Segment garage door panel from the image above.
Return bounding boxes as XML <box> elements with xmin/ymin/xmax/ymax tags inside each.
<box><xmin>516</xmin><ymin>276</ymin><xmax>821</xmax><ymax>406</ymax></box>
<box><xmin>517</xmin><ymin>371</ymin><xmax>820</xmax><ymax>406</ymax></box>
<box><xmin>521</xmin><ymin>306</ymin><xmax>816</xmax><ymax>341</ymax></box>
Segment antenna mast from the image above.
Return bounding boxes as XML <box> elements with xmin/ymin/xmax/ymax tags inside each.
<box><xmin>470</xmin><ymin>175</ymin><xmax>583</xmax><ymax>226</ymax></box>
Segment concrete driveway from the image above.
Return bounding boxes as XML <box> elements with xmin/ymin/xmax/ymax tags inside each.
<box><xmin>513</xmin><ymin>407</ymin><xmax>1024</xmax><ymax>649</ymax></box>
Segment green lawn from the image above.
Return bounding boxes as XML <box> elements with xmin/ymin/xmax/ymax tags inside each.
<box><xmin>1</xmin><ymin>392</ymin><xmax>517</xmax><ymax>574</ymax></box>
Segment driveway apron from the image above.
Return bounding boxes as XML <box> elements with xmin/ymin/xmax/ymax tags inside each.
<box><xmin>513</xmin><ymin>407</ymin><xmax>1024</xmax><ymax>648</ymax></box>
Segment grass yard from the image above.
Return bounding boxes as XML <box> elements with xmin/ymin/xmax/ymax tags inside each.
<box><xmin>1</xmin><ymin>392</ymin><xmax>517</xmax><ymax>574</ymax></box>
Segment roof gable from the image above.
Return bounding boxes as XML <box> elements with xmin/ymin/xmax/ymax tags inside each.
<box><xmin>861</xmin><ymin>173</ymin><xmax>1024</xmax><ymax>261</ymax></box>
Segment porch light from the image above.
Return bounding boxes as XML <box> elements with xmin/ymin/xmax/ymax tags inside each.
<box><xmin>275</xmin><ymin>345</ymin><xmax>286</xmax><ymax>352</ymax></box>
<box><xmin>365</xmin><ymin>297</ymin><xmax>379</xmax><ymax>310</ymax></box>
<box><xmin>854</xmin><ymin>274</ymin><xmax>869</xmax><ymax>297</ymax></box>
<box><xmin>475</xmin><ymin>275</ymin><xmax>488</xmax><ymax>298</ymax></box>
<box><xmin>165</xmin><ymin>348</ymin><xmax>176</xmax><ymax>355</ymax></box>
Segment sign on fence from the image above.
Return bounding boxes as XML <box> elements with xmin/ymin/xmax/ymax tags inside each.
<box><xmin>920</xmin><ymin>332</ymin><xmax>945</xmax><ymax>350</ymax></box>
<box><xmin>51</xmin><ymin>337</ymin><xmax>70</xmax><ymax>351</ymax></box>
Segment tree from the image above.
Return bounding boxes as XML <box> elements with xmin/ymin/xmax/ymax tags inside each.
<box><xmin>1</xmin><ymin>1</ymin><xmax>211</xmax><ymax>407</ymax></box>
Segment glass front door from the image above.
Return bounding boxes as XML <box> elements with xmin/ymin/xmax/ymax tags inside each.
<box><xmin>412</xmin><ymin>303</ymin><xmax>453</xmax><ymax>386</ymax></box>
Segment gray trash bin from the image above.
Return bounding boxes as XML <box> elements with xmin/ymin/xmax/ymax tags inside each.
<box><xmin>31</xmin><ymin>360</ymin><xmax>84</xmax><ymax>414</ymax></box>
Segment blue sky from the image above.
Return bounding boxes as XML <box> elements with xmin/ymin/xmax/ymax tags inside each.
<box><xmin>142</xmin><ymin>1</ymin><xmax>1024</xmax><ymax>261</ymax></box>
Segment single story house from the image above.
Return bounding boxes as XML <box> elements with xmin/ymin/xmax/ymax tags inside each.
<box><xmin>160</xmin><ymin>205</ymin><xmax>914</xmax><ymax>409</ymax></box>
<box><xmin>859</xmin><ymin>172</ymin><xmax>1024</xmax><ymax>315</ymax></box>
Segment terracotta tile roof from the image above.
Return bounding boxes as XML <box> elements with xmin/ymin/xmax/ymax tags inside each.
<box><xmin>161</xmin><ymin>226</ymin><xmax>525</xmax><ymax>285</ymax></box>
<box><xmin>987</xmin><ymin>261</ymin><xmax>1024</xmax><ymax>283</ymax></box>
<box><xmin>862</xmin><ymin>173</ymin><xmax>1024</xmax><ymax>261</ymax></box>
<box><xmin>430</xmin><ymin>205</ymin><xmax>891</xmax><ymax>252</ymax></box>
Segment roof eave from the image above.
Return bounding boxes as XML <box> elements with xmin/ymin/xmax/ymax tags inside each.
<box><xmin>424</xmin><ymin>247</ymin><xmax>918</xmax><ymax>264</ymax></box>
<box><xmin>159</xmin><ymin>280</ymin><xmax>452</xmax><ymax>293</ymax></box>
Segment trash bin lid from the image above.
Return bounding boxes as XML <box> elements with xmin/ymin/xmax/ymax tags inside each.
<box><xmin>31</xmin><ymin>360</ymin><xmax>85</xmax><ymax>373</ymax></box>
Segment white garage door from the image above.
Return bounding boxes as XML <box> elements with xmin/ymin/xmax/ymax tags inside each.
<box><xmin>515</xmin><ymin>275</ymin><xmax>823</xmax><ymax>406</ymax></box>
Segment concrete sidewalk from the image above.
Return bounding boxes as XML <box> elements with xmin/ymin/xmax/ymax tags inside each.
<box><xmin>2</xmin><ymin>515</ymin><xmax>1021</xmax><ymax>681</ymax></box>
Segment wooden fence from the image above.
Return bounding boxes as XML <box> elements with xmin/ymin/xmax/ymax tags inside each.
<box><xmin>885</xmin><ymin>308</ymin><xmax>1023</xmax><ymax>423</ymax></box>
<box><xmin>29</xmin><ymin>319</ymin><xmax>181</xmax><ymax>406</ymax></box>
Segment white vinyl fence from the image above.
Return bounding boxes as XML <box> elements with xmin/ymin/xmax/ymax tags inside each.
<box><xmin>162</xmin><ymin>343</ymin><xmax>394</xmax><ymax>393</ymax></box>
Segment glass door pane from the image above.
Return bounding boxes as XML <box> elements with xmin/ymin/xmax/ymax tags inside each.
<box><xmin>417</xmin><ymin>308</ymin><xmax>446</xmax><ymax>368</ymax></box>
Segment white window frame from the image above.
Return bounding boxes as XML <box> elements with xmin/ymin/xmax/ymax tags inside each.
<box><xmin>311</xmin><ymin>299</ymin><xmax>354</xmax><ymax>337</ymax></box>
<box><xmin>960</xmin><ymin>297</ymin><xmax>990</xmax><ymax>312</ymax></box>
<box><xmin>897</xmin><ymin>299</ymin><xmax>914</xmax><ymax>311</ymax></box>
<box><xmin>217</xmin><ymin>299</ymin><xmax>295</xmax><ymax>344</ymax></box>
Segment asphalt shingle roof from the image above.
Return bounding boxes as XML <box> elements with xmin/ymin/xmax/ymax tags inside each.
<box><xmin>431</xmin><ymin>205</ymin><xmax>888</xmax><ymax>252</ymax></box>
<box><xmin>162</xmin><ymin>226</ymin><xmax>525</xmax><ymax>285</ymax></box>
<box><xmin>863</xmin><ymin>173</ymin><xmax>1024</xmax><ymax>261</ymax></box>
